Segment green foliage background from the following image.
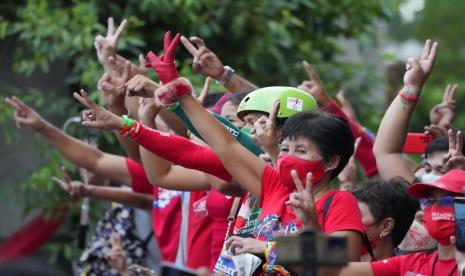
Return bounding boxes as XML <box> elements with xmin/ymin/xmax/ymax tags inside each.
<box><xmin>387</xmin><ymin>0</ymin><xmax>465</xmax><ymax>132</ymax></box>
<box><xmin>0</xmin><ymin>0</ymin><xmax>402</xmax><ymax>267</ymax></box>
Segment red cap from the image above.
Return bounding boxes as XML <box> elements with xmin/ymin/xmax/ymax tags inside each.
<box><xmin>408</xmin><ymin>169</ymin><xmax>465</xmax><ymax>198</ymax></box>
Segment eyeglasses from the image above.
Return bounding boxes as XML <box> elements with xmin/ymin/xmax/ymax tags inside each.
<box><xmin>419</xmin><ymin>195</ymin><xmax>454</xmax><ymax>209</ymax></box>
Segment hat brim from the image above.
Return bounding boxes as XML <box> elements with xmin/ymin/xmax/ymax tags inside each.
<box><xmin>408</xmin><ymin>181</ymin><xmax>451</xmax><ymax>198</ymax></box>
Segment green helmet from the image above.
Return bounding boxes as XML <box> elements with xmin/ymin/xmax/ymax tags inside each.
<box><xmin>237</xmin><ymin>86</ymin><xmax>318</xmax><ymax>121</ymax></box>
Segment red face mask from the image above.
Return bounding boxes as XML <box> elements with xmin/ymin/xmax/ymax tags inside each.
<box><xmin>360</xmin><ymin>222</ymin><xmax>379</xmax><ymax>259</ymax></box>
<box><xmin>360</xmin><ymin>238</ymin><xmax>378</xmax><ymax>257</ymax></box>
<box><xmin>423</xmin><ymin>205</ymin><xmax>455</xmax><ymax>246</ymax></box>
<box><xmin>277</xmin><ymin>154</ymin><xmax>326</xmax><ymax>188</ymax></box>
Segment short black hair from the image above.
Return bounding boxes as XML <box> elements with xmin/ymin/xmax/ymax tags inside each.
<box><xmin>353</xmin><ymin>177</ymin><xmax>419</xmax><ymax>247</ymax></box>
<box><xmin>424</xmin><ymin>133</ymin><xmax>465</xmax><ymax>158</ymax></box>
<box><xmin>282</xmin><ymin>112</ymin><xmax>354</xmax><ymax>179</ymax></box>
<box><xmin>203</xmin><ymin>92</ymin><xmax>226</xmax><ymax>108</ymax></box>
<box><xmin>227</xmin><ymin>91</ymin><xmax>251</xmax><ymax>106</ymax></box>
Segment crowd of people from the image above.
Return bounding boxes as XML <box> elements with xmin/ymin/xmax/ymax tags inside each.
<box><xmin>5</xmin><ymin>17</ymin><xmax>465</xmax><ymax>275</ymax></box>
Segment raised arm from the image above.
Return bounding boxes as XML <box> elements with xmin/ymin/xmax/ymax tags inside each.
<box><xmin>180</xmin><ymin>35</ymin><xmax>258</xmax><ymax>93</ymax></box>
<box><xmin>5</xmin><ymin>96</ymin><xmax>132</xmax><ymax>186</ymax></box>
<box><xmin>145</xmin><ymin>32</ymin><xmax>262</xmax><ymax>156</ymax></box>
<box><xmin>73</xmin><ymin>87</ymin><xmax>264</xmax><ymax>196</ymax></box>
<box><xmin>138</xmin><ymin>97</ymin><xmax>242</xmax><ymax>195</ymax></box>
<box><xmin>71</xmin><ymin>90</ymin><xmax>242</xmax><ymax>194</ymax></box>
<box><xmin>146</xmin><ymin>33</ymin><xmax>265</xmax><ymax>197</ymax></box>
<box><xmin>373</xmin><ymin>39</ymin><xmax>438</xmax><ymax>182</ymax></box>
<box><xmin>137</xmin><ymin>97</ymin><xmax>211</xmax><ymax>191</ymax></box>
<box><xmin>98</xmin><ymin>63</ymin><xmax>142</xmax><ymax>162</ymax></box>
<box><xmin>124</xmin><ymin>73</ymin><xmax>188</xmax><ymax>137</ymax></box>
<box><xmin>53</xmin><ymin>167</ymin><xmax>152</xmax><ymax>210</ymax></box>
<box><xmin>173</xmin><ymin>94</ymin><xmax>265</xmax><ymax>197</ymax></box>
<box><xmin>298</xmin><ymin>61</ymin><xmax>378</xmax><ymax>177</ymax></box>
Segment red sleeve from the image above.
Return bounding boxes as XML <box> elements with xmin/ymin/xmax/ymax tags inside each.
<box><xmin>135</xmin><ymin>124</ymin><xmax>232</xmax><ymax>182</ymax></box>
<box><xmin>125</xmin><ymin>158</ymin><xmax>154</xmax><ymax>194</ymax></box>
<box><xmin>321</xmin><ymin>100</ymin><xmax>378</xmax><ymax>177</ymax></box>
<box><xmin>323</xmin><ymin>191</ymin><xmax>363</xmax><ymax>234</ymax></box>
<box><xmin>370</xmin><ymin>256</ymin><xmax>402</xmax><ymax>276</ymax></box>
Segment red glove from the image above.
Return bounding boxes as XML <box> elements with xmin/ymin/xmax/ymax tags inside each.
<box><xmin>146</xmin><ymin>31</ymin><xmax>180</xmax><ymax>84</ymax></box>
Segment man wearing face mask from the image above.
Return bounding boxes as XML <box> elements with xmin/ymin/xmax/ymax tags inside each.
<box><xmin>397</xmin><ymin>212</ymin><xmax>438</xmax><ymax>255</ymax></box>
<box><xmin>340</xmin><ymin>169</ymin><xmax>465</xmax><ymax>276</ymax></box>
<box><xmin>352</xmin><ymin>178</ymin><xmax>419</xmax><ymax>262</ymax></box>
<box><xmin>416</xmin><ymin>135</ymin><xmax>465</xmax><ymax>182</ymax></box>
<box><xmin>396</xmin><ymin>133</ymin><xmax>465</xmax><ymax>256</ymax></box>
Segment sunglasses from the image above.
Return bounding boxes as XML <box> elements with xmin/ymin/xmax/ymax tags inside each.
<box><xmin>419</xmin><ymin>195</ymin><xmax>454</xmax><ymax>209</ymax></box>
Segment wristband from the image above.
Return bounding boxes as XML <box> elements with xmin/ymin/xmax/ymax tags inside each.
<box><xmin>217</xmin><ymin>66</ymin><xmax>235</xmax><ymax>86</ymax></box>
<box><xmin>399</xmin><ymin>91</ymin><xmax>419</xmax><ymax>103</ymax></box>
<box><xmin>121</xmin><ymin>115</ymin><xmax>135</xmax><ymax>128</ymax></box>
<box><xmin>119</xmin><ymin>115</ymin><xmax>142</xmax><ymax>140</ymax></box>
<box><xmin>262</xmin><ymin>241</ymin><xmax>290</xmax><ymax>275</ymax></box>
<box><xmin>129</xmin><ymin>122</ymin><xmax>141</xmax><ymax>140</ymax></box>
<box><xmin>119</xmin><ymin>125</ymin><xmax>131</xmax><ymax>136</ymax></box>
<box><xmin>168</xmin><ymin>102</ymin><xmax>180</xmax><ymax>112</ymax></box>
<box><xmin>264</xmin><ymin>241</ymin><xmax>276</xmax><ymax>263</ymax></box>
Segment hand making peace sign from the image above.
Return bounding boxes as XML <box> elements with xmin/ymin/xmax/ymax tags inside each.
<box><xmin>443</xmin><ymin>129</ymin><xmax>465</xmax><ymax>172</ymax></box>
<box><xmin>73</xmin><ymin>89</ymin><xmax>124</xmax><ymax>130</ymax></box>
<box><xmin>181</xmin><ymin>36</ymin><xmax>225</xmax><ymax>80</ymax></box>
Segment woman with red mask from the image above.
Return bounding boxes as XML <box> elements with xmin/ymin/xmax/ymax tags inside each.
<box><xmin>340</xmin><ymin>169</ymin><xmax>465</xmax><ymax>276</ymax></box>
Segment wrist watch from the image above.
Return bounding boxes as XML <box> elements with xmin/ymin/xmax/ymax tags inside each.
<box><xmin>217</xmin><ymin>66</ymin><xmax>235</xmax><ymax>86</ymax></box>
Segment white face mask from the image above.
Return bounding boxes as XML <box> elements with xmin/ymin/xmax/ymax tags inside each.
<box><xmin>418</xmin><ymin>173</ymin><xmax>441</xmax><ymax>183</ymax></box>
<box><xmin>398</xmin><ymin>219</ymin><xmax>437</xmax><ymax>252</ymax></box>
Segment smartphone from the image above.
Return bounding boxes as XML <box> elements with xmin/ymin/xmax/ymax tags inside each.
<box><xmin>160</xmin><ymin>263</ymin><xmax>197</xmax><ymax>276</ymax></box>
<box><xmin>402</xmin><ymin>133</ymin><xmax>432</xmax><ymax>154</ymax></box>
<box><xmin>454</xmin><ymin>197</ymin><xmax>465</xmax><ymax>252</ymax></box>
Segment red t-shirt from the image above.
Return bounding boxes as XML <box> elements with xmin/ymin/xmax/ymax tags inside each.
<box><xmin>186</xmin><ymin>191</ymin><xmax>214</xmax><ymax>269</ymax></box>
<box><xmin>125</xmin><ymin>158</ymin><xmax>182</xmax><ymax>263</ymax></box>
<box><xmin>256</xmin><ymin>165</ymin><xmax>363</xmax><ymax>241</ymax></box>
<box><xmin>205</xmin><ymin>188</ymin><xmax>236</xmax><ymax>270</ymax></box>
<box><xmin>370</xmin><ymin>251</ymin><xmax>457</xmax><ymax>276</ymax></box>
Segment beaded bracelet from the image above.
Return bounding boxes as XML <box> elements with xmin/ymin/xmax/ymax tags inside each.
<box><xmin>264</xmin><ymin>241</ymin><xmax>276</xmax><ymax>263</ymax></box>
<box><xmin>263</xmin><ymin>241</ymin><xmax>291</xmax><ymax>275</ymax></box>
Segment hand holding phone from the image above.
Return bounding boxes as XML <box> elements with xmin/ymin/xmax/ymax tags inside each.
<box><xmin>402</xmin><ymin>133</ymin><xmax>433</xmax><ymax>154</ymax></box>
<box><xmin>454</xmin><ymin>197</ymin><xmax>465</xmax><ymax>252</ymax></box>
